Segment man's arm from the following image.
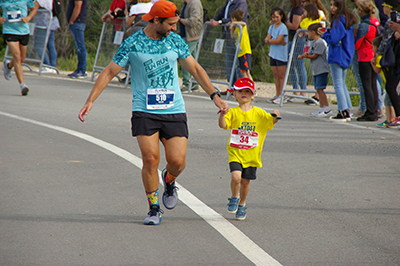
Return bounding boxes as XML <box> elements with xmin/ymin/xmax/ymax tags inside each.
<box><xmin>178</xmin><ymin>55</ymin><xmax>228</xmax><ymax>112</ymax></box>
<box><xmin>78</xmin><ymin>61</ymin><xmax>124</xmax><ymax>122</ymax></box>
<box><xmin>69</xmin><ymin>0</ymin><xmax>83</xmax><ymax>24</ymax></box>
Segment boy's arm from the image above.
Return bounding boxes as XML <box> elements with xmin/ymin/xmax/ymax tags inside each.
<box><xmin>218</xmin><ymin>110</ymin><xmax>228</xmax><ymax>129</ymax></box>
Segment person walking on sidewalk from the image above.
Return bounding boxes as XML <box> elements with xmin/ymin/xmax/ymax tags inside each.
<box><xmin>0</xmin><ymin>0</ymin><xmax>37</xmax><ymax>95</ymax></box>
<box><xmin>78</xmin><ymin>0</ymin><xmax>228</xmax><ymax>225</ymax></box>
<box><xmin>218</xmin><ymin>77</ymin><xmax>280</xmax><ymax>220</ymax></box>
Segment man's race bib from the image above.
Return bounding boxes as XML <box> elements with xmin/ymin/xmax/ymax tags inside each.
<box><xmin>229</xmin><ymin>129</ymin><xmax>259</xmax><ymax>150</ymax></box>
<box><xmin>147</xmin><ymin>88</ymin><xmax>174</xmax><ymax>110</ymax></box>
<box><xmin>7</xmin><ymin>11</ymin><xmax>22</xmax><ymax>23</ymax></box>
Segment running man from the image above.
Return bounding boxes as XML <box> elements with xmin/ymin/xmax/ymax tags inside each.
<box><xmin>78</xmin><ymin>0</ymin><xmax>228</xmax><ymax>225</ymax></box>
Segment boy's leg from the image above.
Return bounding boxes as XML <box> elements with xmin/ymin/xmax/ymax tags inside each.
<box><xmin>228</xmin><ymin>166</ymin><xmax>241</xmax><ymax>213</ymax></box>
<box><xmin>317</xmin><ymin>89</ymin><xmax>329</xmax><ymax>108</ymax></box>
<box><xmin>230</xmin><ymin>170</ymin><xmax>241</xmax><ymax>198</ymax></box>
<box><xmin>238</xmin><ymin>178</ymin><xmax>250</xmax><ymax>206</ymax></box>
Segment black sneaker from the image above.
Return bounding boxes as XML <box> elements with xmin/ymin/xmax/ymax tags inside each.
<box><xmin>305</xmin><ymin>96</ymin><xmax>319</xmax><ymax>105</ymax></box>
<box><xmin>329</xmin><ymin>111</ymin><xmax>347</xmax><ymax>122</ymax></box>
<box><xmin>357</xmin><ymin>115</ymin><xmax>378</xmax><ymax>121</ymax></box>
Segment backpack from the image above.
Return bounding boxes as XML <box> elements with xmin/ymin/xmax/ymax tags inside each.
<box><xmin>363</xmin><ymin>20</ymin><xmax>384</xmax><ymax>38</ymax></box>
<box><xmin>52</xmin><ymin>0</ymin><xmax>61</xmax><ymax>17</ymax></box>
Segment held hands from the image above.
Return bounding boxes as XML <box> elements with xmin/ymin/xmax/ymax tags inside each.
<box><xmin>214</xmin><ymin>96</ymin><xmax>228</xmax><ymax>114</ymax></box>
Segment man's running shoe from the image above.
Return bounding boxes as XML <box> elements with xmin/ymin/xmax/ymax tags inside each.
<box><xmin>235</xmin><ymin>204</ymin><xmax>247</xmax><ymax>220</ymax></box>
<box><xmin>67</xmin><ymin>70</ymin><xmax>79</xmax><ymax>78</ymax></box>
<box><xmin>227</xmin><ymin>196</ymin><xmax>240</xmax><ymax>213</ymax></box>
<box><xmin>143</xmin><ymin>205</ymin><xmax>163</xmax><ymax>225</ymax></box>
<box><xmin>3</xmin><ymin>59</ymin><xmax>12</xmax><ymax>80</ymax></box>
<box><xmin>161</xmin><ymin>168</ymin><xmax>179</xmax><ymax>210</ymax></box>
<box><xmin>21</xmin><ymin>86</ymin><xmax>29</xmax><ymax>96</ymax></box>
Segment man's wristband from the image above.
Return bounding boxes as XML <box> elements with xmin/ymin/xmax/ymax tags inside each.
<box><xmin>210</xmin><ymin>91</ymin><xmax>221</xmax><ymax>100</ymax></box>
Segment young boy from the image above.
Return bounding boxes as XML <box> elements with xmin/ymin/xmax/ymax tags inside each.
<box><xmin>298</xmin><ymin>23</ymin><xmax>331</xmax><ymax>117</ymax></box>
<box><xmin>218</xmin><ymin>77</ymin><xmax>280</xmax><ymax>220</ymax></box>
<box><xmin>229</xmin><ymin>8</ymin><xmax>252</xmax><ymax>80</ymax></box>
<box><xmin>371</xmin><ymin>36</ymin><xmax>397</xmax><ymax>128</ymax></box>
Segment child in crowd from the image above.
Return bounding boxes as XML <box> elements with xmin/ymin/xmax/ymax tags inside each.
<box><xmin>298</xmin><ymin>23</ymin><xmax>332</xmax><ymax>117</ymax></box>
<box><xmin>320</xmin><ymin>0</ymin><xmax>357</xmax><ymax>122</ymax></box>
<box><xmin>354</xmin><ymin>0</ymin><xmax>380</xmax><ymax>121</ymax></box>
<box><xmin>218</xmin><ymin>77</ymin><xmax>280</xmax><ymax>220</ymax></box>
<box><xmin>300</xmin><ymin>3</ymin><xmax>323</xmax><ymax>30</ymax></box>
<box><xmin>371</xmin><ymin>36</ymin><xmax>397</xmax><ymax>127</ymax></box>
<box><xmin>304</xmin><ymin>0</ymin><xmax>329</xmax><ymax>27</ymax></box>
<box><xmin>229</xmin><ymin>8</ymin><xmax>253</xmax><ymax>80</ymax></box>
<box><xmin>265</xmin><ymin>7</ymin><xmax>288</xmax><ymax>104</ymax></box>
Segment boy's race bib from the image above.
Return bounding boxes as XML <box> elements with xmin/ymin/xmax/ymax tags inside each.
<box><xmin>7</xmin><ymin>11</ymin><xmax>22</xmax><ymax>23</ymax></box>
<box><xmin>230</xmin><ymin>129</ymin><xmax>259</xmax><ymax>150</ymax></box>
<box><xmin>146</xmin><ymin>88</ymin><xmax>174</xmax><ymax>110</ymax></box>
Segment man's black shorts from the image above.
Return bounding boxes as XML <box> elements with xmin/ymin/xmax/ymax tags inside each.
<box><xmin>131</xmin><ymin>111</ymin><xmax>188</xmax><ymax>139</ymax></box>
<box><xmin>3</xmin><ymin>34</ymin><xmax>29</xmax><ymax>46</ymax></box>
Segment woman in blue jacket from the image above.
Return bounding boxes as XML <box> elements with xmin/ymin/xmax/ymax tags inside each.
<box><xmin>320</xmin><ymin>0</ymin><xmax>357</xmax><ymax>122</ymax></box>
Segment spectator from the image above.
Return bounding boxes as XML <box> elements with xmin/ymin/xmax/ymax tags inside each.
<box><xmin>0</xmin><ymin>0</ymin><xmax>37</xmax><ymax>96</ymax></box>
<box><xmin>102</xmin><ymin>0</ymin><xmax>126</xmax><ymax>33</ymax></box>
<box><xmin>285</xmin><ymin>0</ymin><xmax>307</xmax><ymax>99</ymax></box>
<box><xmin>371</xmin><ymin>36</ymin><xmax>397</xmax><ymax>127</ymax></box>
<box><xmin>78</xmin><ymin>0</ymin><xmax>228</xmax><ymax>225</ymax></box>
<box><xmin>264</xmin><ymin>7</ymin><xmax>288</xmax><ymax>104</ymax></box>
<box><xmin>67</xmin><ymin>0</ymin><xmax>88</xmax><ymax>79</ymax></box>
<box><xmin>178</xmin><ymin>0</ymin><xmax>203</xmax><ymax>92</ymax></box>
<box><xmin>320</xmin><ymin>0</ymin><xmax>357</xmax><ymax>122</ymax></box>
<box><xmin>300</xmin><ymin>3</ymin><xmax>323</xmax><ymax>30</ymax></box>
<box><xmin>354</xmin><ymin>0</ymin><xmax>381</xmax><ymax>121</ymax></box>
<box><xmin>304</xmin><ymin>0</ymin><xmax>329</xmax><ymax>27</ymax></box>
<box><xmin>210</xmin><ymin>0</ymin><xmax>248</xmax><ymax>95</ymax></box>
<box><xmin>218</xmin><ymin>77</ymin><xmax>280</xmax><ymax>220</ymax></box>
<box><xmin>125</xmin><ymin>0</ymin><xmax>152</xmax><ymax>35</ymax></box>
<box><xmin>229</xmin><ymin>8</ymin><xmax>252</xmax><ymax>80</ymax></box>
<box><xmin>33</xmin><ymin>0</ymin><xmax>60</xmax><ymax>73</ymax></box>
<box><xmin>298</xmin><ymin>23</ymin><xmax>332</xmax><ymax>117</ymax></box>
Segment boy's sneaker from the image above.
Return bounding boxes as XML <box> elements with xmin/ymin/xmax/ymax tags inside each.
<box><xmin>311</xmin><ymin>107</ymin><xmax>331</xmax><ymax>117</ymax></box>
<box><xmin>143</xmin><ymin>205</ymin><xmax>163</xmax><ymax>225</ymax></box>
<box><xmin>386</xmin><ymin>117</ymin><xmax>400</xmax><ymax>128</ymax></box>
<box><xmin>227</xmin><ymin>196</ymin><xmax>240</xmax><ymax>213</ymax></box>
<box><xmin>161</xmin><ymin>168</ymin><xmax>179</xmax><ymax>210</ymax></box>
<box><xmin>376</xmin><ymin>120</ymin><xmax>390</xmax><ymax>128</ymax></box>
<box><xmin>21</xmin><ymin>85</ymin><xmax>29</xmax><ymax>96</ymax></box>
<box><xmin>235</xmin><ymin>204</ymin><xmax>247</xmax><ymax>220</ymax></box>
<box><xmin>3</xmin><ymin>59</ymin><xmax>12</xmax><ymax>80</ymax></box>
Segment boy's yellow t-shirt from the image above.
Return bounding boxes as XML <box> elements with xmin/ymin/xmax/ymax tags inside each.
<box><xmin>223</xmin><ymin>106</ymin><xmax>275</xmax><ymax>168</ymax></box>
<box><xmin>234</xmin><ymin>24</ymin><xmax>252</xmax><ymax>57</ymax></box>
<box><xmin>375</xmin><ymin>55</ymin><xmax>386</xmax><ymax>84</ymax></box>
<box><xmin>300</xmin><ymin>15</ymin><xmax>323</xmax><ymax>29</ymax></box>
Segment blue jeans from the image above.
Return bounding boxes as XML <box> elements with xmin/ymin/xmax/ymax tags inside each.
<box><xmin>34</xmin><ymin>28</ymin><xmax>50</xmax><ymax>65</ymax></box>
<box><xmin>182</xmin><ymin>39</ymin><xmax>198</xmax><ymax>87</ymax></box>
<box><xmin>69</xmin><ymin>23</ymin><xmax>87</xmax><ymax>73</ymax></box>
<box><xmin>288</xmin><ymin>39</ymin><xmax>307</xmax><ymax>90</ymax></box>
<box><xmin>329</xmin><ymin>63</ymin><xmax>352</xmax><ymax>111</ymax></box>
<box><xmin>47</xmin><ymin>30</ymin><xmax>57</xmax><ymax>67</ymax></box>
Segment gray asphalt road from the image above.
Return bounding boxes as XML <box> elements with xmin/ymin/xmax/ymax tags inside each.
<box><xmin>1</xmin><ymin>73</ymin><xmax>399</xmax><ymax>266</ymax></box>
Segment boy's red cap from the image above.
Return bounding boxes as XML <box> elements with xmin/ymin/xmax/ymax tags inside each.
<box><xmin>233</xmin><ymin>78</ymin><xmax>256</xmax><ymax>95</ymax></box>
<box><xmin>142</xmin><ymin>0</ymin><xmax>178</xmax><ymax>21</ymax></box>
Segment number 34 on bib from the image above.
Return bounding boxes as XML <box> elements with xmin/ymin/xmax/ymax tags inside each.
<box><xmin>229</xmin><ymin>129</ymin><xmax>259</xmax><ymax>150</ymax></box>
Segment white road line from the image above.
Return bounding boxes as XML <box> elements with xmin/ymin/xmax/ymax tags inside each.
<box><xmin>0</xmin><ymin>111</ymin><xmax>282</xmax><ymax>266</ymax></box>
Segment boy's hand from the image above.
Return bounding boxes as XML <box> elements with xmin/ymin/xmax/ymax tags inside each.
<box><xmin>298</xmin><ymin>54</ymin><xmax>303</xmax><ymax>59</ymax></box>
<box><xmin>272</xmin><ymin>109</ymin><xmax>280</xmax><ymax>117</ymax></box>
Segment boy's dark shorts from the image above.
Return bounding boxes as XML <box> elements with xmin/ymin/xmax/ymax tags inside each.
<box><xmin>131</xmin><ymin>111</ymin><xmax>188</xmax><ymax>140</ymax></box>
<box><xmin>269</xmin><ymin>57</ymin><xmax>287</xmax><ymax>67</ymax></box>
<box><xmin>238</xmin><ymin>54</ymin><xmax>251</xmax><ymax>71</ymax></box>
<box><xmin>3</xmin><ymin>34</ymin><xmax>29</xmax><ymax>46</ymax></box>
<box><xmin>313</xmin><ymin>73</ymin><xmax>328</xmax><ymax>90</ymax></box>
<box><xmin>229</xmin><ymin>162</ymin><xmax>257</xmax><ymax>180</ymax></box>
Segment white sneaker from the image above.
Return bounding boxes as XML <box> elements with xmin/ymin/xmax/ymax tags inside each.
<box><xmin>267</xmin><ymin>95</ymin><xmax>279</xmax><ymax>103</ymax></box>
<box><xmin>39</xmin><ymin>67</ymin><xmax>57</xmax><ymax>74</ymax></box>
<box><xmin>311</xmin><ymin>108</ymin><xmax>325</xmax><ymax>117</ymax></box>
<box><xmin>3</xmin><ymin>59</ymin><xmax>12</xmax><ymax>80</ymax></box>
<box><xmin>272</xmin><ymin>95</ymin><xmax>287</xmax><ymax>104</ymax></box>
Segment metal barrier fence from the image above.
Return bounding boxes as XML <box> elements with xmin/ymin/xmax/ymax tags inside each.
<box><xmin>190</xmin><ymin>22</ymin><xmax>242</xmax><ymax>97</ymax></box>
<box><xmin>280</xmin><ymin>29</ymin><xmax>359</xmax><ymax>106</ymax></box>
<box><xmin>91</xmin><ymin>17</ymin><xmax>131</xmax><ymax>88</ymax></box>
<box><xmin>3</xmin><ymin>9</ymin><xmax>59</xmax><ymax>75</ymax></box>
